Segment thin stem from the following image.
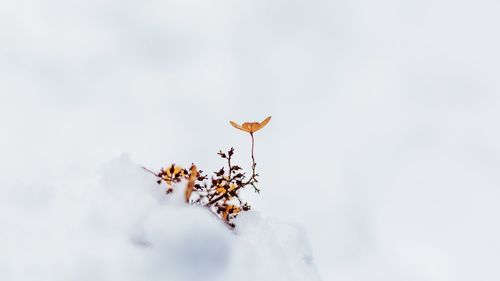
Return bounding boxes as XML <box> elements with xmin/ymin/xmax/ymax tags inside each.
<box><xmin>245</xmin><ymin>132</ymin><xmax>258</xmax><ymax>186</ymax></box>
<box><xmin>227</xmin><ymin>148</ymin><xmax>232</xmax><ymax>181</ymax></box>
<box><xmin>251</xmin><ymin>133</ymin><xmax>255</xmax><ymax>168</ymax></box>
<box><xmin>142</xmin><ymin>166</ymin><xmax>159</xmax><ymax>177</ymax></box>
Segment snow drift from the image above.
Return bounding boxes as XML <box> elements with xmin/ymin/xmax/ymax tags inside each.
<box><xmin>0</xmin><ymin>155</ymin><xmax>321</xmax><ymax>281</ymax></box>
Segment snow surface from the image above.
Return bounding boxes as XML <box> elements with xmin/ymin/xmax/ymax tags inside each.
<box><xmin>2</xmin><ymin>0</ymin><xmax>500</xmax><ymax>280</ymax></box>
<box><xmin>0</xmin><ymin>155</ymin><xmax>321</xmax><ymax>281</ymax></box>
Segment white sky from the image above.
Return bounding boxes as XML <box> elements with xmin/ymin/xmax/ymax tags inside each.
<box><xmin>1</xmin><ymin>0</ymin><xmax>500</xmax><ymax>280</ymax></box>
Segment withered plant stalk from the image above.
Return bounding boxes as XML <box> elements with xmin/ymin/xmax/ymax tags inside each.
<box><xmin>144</xmin><ymin>116</ymin><xmax>270</xmax><ymax>227</ymax></box>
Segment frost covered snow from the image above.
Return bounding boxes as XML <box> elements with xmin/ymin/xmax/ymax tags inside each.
<box><xmin>0</xmin><ymin>155</ymin><xmax>321</xmax><ymax>281</ymax></box>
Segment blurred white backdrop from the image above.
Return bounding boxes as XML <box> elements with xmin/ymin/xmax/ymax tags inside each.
<box><xmin>1</xmin><ymin>0</ymin><xmax>500</xmax><ymax>280</ymax></box>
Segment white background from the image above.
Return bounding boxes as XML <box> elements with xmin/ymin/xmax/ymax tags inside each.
<box><xmin>1</xmin><ymin>0</ymin><xmax>499</xmax><ymax>280</ymax></box>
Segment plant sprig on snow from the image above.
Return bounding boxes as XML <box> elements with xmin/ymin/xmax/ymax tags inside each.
<box><xmin>143</xmin><ymin>116</ymin><xmax>271</xmax><ymax>228</ymax></box>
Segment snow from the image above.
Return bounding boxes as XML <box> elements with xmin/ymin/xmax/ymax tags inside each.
<box><xmin>2</xmin><ymin>0</ymin><xmax>500</xmax><ymax>280</ymax></box>
<box><xmin>0</xmin><ymin>155</ymin><xmax>321</xmax><ymax>281</ymax></box>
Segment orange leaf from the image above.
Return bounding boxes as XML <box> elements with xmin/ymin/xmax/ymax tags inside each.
<box><xmin>184</xmin><ymin>164</ymin><xmax>197</xmax><ymax>203</ymax></box>
<box><xmin>229</xmin><ymin>116</ymin><xmax>271</xmax><ymax>133</ymax></box>
<box><xmin>216</xmin><ymin>187</ymin><xmax>226</xmax><ymax>195</ymax></box>
<box><xmin>230</xmin><ymin>121</ymin><xmax>247</xmax><ymax>132</ymax></box>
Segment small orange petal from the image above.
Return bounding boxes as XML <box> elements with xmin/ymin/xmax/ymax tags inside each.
<box><xmin>230</xmin><ymin>121</ymin><xmax>249</xmax><ymax>132</ymax></box>
<box><xmin>259</xmin><ymin>116</ymin><xmax>271</xmax><ymax>128</ymax></box>
<box><xmin>251</xmin><ymin>116</ymin><xmax>271</xmax><ymax>133</ymax></box>
<box><xmin>216</xmin><ymin>187</ymin><xmax>226</xmax><ymax>195</ymax></box>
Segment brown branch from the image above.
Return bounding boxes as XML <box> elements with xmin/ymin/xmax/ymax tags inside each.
<box><xmin>141</xmin><ymin>166</ymin><xmax>159</xmax><ymax>177</ymax></box>
<box><xmin>244</xmin><ymin>133</ymin><xmax>258</xmax><ymax>187</ymax></box>
<box><xmin>207</xmin><ymin>134</ymin><xmax>260</xmax><ymax>205</ymax></box>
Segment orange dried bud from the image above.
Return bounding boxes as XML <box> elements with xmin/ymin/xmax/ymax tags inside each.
<box><xmin>230</xmin><ymin>116</ymin><xmax>271</xmax><ymax>133</ymax></box>
<box><xmin>162</xmin><ymin>164</ymin><xmax>185</xmax><ymax>185</ymax></box>
<box><xmin>228</xmin><ymin>183</ymin><xmax>237</xmax><ymax>192</ymax></box>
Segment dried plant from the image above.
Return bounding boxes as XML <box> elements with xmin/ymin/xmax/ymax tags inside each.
<box><xmin>143</xmin><ymin>116</ymin><xmax>271</xmax><ymax>227</ymax></box>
